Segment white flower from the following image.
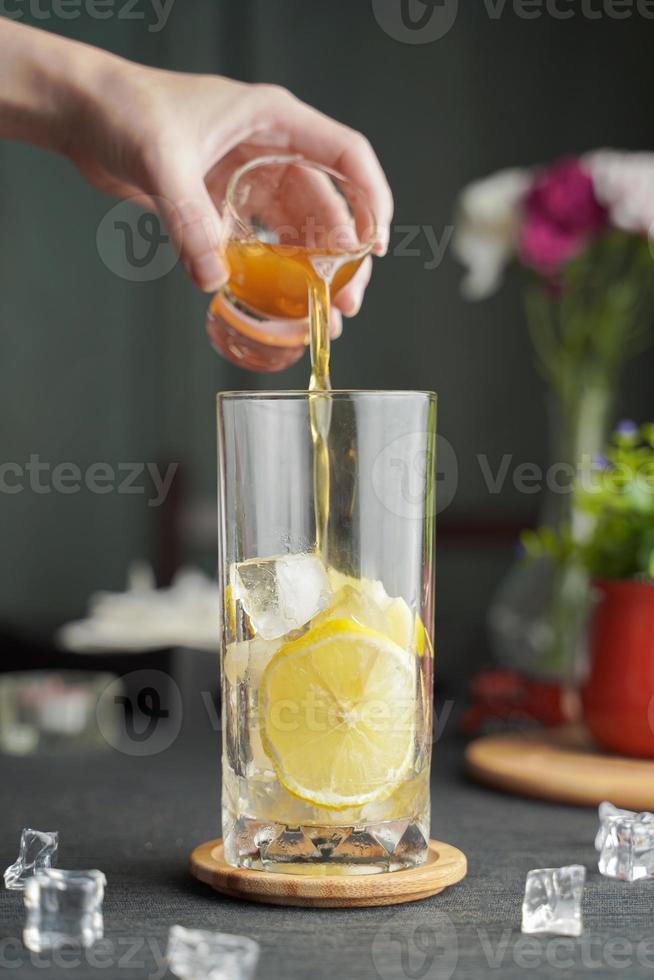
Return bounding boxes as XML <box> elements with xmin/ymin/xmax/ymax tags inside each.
<box><xmin>584</xmin><ymin>149</ymin><xmax>654</xmax><ymax>236</ymax></box>
<box><xmin>453</xmin><ymin>168</ymin><xmax>530</xmax><ymax>299</ymax></box>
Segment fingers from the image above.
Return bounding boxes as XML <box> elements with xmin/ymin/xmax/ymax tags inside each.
<box><xmin>152</xmin><ymin>158</ymin><xmax>228</xmax><ymax>292</ymax></box>
<box><xmin>334</xmin><ymin>255</ymin><xmax>373</xmax><ymax>317</ymax></box>
<box><xmin>330</xmin><ymin>307</ymin><xmax>343</xmax><ymax>339</ymax></box>
<box><xmin>269</xmin><ymin>92</ymin><xmax>394</xmax><ymax>256</ymax></box>
<box><xmin>142</xmin><ymin>83</ymin><xmax>392</xmax><ymax>295</ymax></box>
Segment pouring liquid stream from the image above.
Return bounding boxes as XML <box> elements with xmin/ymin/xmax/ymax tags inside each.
<box><xmin>307</xmin><ymin>268</ymin><xmax>333</xmax><ymax>561</ymax></box>
<box><xmin>221</xmin><ymin>239</ymin><xmax>366</xmax><ymax>559</ymax></box>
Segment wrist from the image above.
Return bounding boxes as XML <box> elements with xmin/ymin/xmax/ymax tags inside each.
<box><xmin>0</xmin><ymin>21</ymin><xmax>125</xmax><ymax>156</ymax></box>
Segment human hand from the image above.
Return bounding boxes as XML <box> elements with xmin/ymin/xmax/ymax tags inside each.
<box><xmin>66</xmin><ymin>62</ymin><xmax>393</xmax><ymax>332</ymax></box>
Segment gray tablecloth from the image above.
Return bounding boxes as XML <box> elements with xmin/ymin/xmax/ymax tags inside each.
<box><xmin>1</xmin><ymin>692</ymin><xmax>653</xmax><ymax>980</ymax></box>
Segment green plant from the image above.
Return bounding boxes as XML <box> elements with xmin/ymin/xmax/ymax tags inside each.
<box><xmin>523</xmin><ymin>422</ymin><xmax>654</xmax><ymax>581</ymax></box>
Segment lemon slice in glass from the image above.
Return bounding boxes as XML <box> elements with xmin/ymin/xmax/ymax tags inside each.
<box><xmin>259</xmin><ymin>618</ymin><xmax>416</xmax><ymax>809</ymax></box>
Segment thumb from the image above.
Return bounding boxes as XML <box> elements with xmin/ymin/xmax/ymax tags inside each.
<box><xmin>154</xmin><ymin>162</ymin><xmax>228</xmax><ymax>292</ymax></box>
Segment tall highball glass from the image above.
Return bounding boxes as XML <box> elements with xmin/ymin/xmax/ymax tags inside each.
<box><xmin>217</xmin><ymin>390</ymin><xmax>436</xmax><ymax>873</ymax></box>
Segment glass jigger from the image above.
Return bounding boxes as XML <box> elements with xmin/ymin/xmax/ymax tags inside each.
<box><xmin>207</xmin><ymin>155</ymin><xmax>376</xmax><ymax>372</ymax></box>
<box><xmin>218</xmin><ymin>390</ymin><xmax>437</xmax><ymax>873</ymax></box>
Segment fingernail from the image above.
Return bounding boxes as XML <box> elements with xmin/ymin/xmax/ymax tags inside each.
<box><xmin>344</xmin><ymin>286</ymin><xmax>364</xmax><ymax>317</ymax></box>
<box><xmin>373</xmin><ymin>227</ymin><xmax>390</xmax><ymax>256</ymax></box>
<box><xmin>192</xmin><ymin>253</ymin><xmax>228</xmax><ymax>292</ymax></box>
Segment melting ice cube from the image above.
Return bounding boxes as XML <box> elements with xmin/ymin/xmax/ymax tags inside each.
<box><xmin>521</xmin><ymin>865</ymin><xmax>586</xmax><ymax>937</ymax></box>
<box><xmin>4</xmin><ymin>828</ymin><xmax>58</xmax><ymax>891</ymax></box>
<box><xmin>233</xmin><ymin>553</ymin><xmax>332</xmax><ymax>640</ymax></box>
<box><xmin>167</xmin><ymin>925</ymin><xmax>260</xmax><ymax>980</ymax></box>
<box><xmin>595</xmin><ymin>800</ymin><xmax>654</xmax><ymax>881</ymax></box>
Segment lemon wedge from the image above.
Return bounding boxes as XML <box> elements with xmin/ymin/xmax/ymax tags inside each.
<box><xmin>324</xmin><ymin>568</ymin><xmax>416</xmax><ymax>651</ymax></box>
<box><xmin>312</xmin><ymin>584</ymin><xmax>388</xmax><ymax>634</ymax></box>
<box><xmin>259</xmin><ymin>618</ymin><xmax>416</xmax><ymax>809</ymax></box>
<box><xmin>327</xmin><ymin>568</ymin><xmax>390</xmax><ymax>608</ymax></box>
<box><xmin>384</xmin><ymin>596</ymin><xmax>414</xmax><ymax>650</ymax></box>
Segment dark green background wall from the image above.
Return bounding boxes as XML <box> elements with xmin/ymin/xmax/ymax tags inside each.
<box><xmin>2</xmin><ymin>2</ymin><xmax>653</xmax><ymax>675</ymax></box>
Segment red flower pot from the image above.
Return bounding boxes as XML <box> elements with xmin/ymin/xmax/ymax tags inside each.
<box><xmin>581</xmin><ymin>579</ymin><xmax>654</xmax><ymax>758</ymax></box>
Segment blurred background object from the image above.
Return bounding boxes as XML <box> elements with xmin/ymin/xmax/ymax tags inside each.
<box><xmin>57</xmin><ymin>564</ymin><xmax>219</xmax><ymax>653</ymax></box>
<box><xmin>2</xmin><ymin>1</ymin><xmax>654</xmax><ymax>705</ymax></box>
<box><xmin>0</xmin><ymin>671</ymin><xmax>121</xmax><ymax>755</ymax></box>
<box><xmin>455</xmin><ymin>153</ymin><xmax>654</xmax><ymax>681</ymax></box>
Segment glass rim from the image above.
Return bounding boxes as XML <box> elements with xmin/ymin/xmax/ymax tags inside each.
<box><xmin>224</xmin><ymin>153</ymin><xmax>378</xmax><ymax>252</ymax></box>
<box><xmin>217</xmin><ymin>389</ymin><xmax>437</xmax><ymax>401</ymax></box>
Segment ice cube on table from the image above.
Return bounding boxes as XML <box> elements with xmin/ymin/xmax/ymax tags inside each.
<box><xmin>23</xmin><ymin>869</ymin><xmax>106</xmax><ymax>951</ymax></box>
<box><xmin>521</xmin><ymin>865</ymin><xmax>586</xmax><ymax>937</ymax></box>
<box><xmin>167</xmin><ymin>925</ymin><xmax>260</xmax><ymax>980</ymax></box>
<box><xmin>595</xmin><ymin>800</ymin><xmax>654</xmax><ymax>881</ymax></box>
<box><xmin>233</xmin><ymin>553</ymin><xmax>332</xmax><ymax>640</ymax></box>
<box><xmin>4</xmin><ymin>828</ymin><xmax>58</xmax><ymax>891</ymax></box>
<box><xmin>595</xmin><ymin>800</ymin><xmax>634</xmax><ymax>850</ymax></box>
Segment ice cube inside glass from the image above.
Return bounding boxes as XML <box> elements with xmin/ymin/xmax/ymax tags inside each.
<box><xmin>233</xmin><ymin>553</ymin><xmax>332</xmax><ymax>640</ymax></box>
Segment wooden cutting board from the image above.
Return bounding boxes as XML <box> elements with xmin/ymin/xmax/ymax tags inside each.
<box><xmin>189</xmin><ymin>838</ymin><xmax>467</xmax><ymax>908</ymax></box>
<box><xmin>465</xmin><ymin>724</ymin><xmax>654</xmax><ymax>810</ymax></box>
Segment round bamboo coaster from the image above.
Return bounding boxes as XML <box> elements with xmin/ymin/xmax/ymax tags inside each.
<box><xmin>189</xmin><ymin>839</ymin><xmax>467</xmax><ymax>908</ymax></box>
<box><xmin>466</xmin><ymin>724</ymin><xmax>654</xmax><ymax>810</ymax></box>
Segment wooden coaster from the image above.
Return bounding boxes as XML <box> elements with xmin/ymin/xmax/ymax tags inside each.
<box><xmin>189</xmin><ymin>839</ymin><xmax>467</xmax><ymax>908</ymax></box>
<box><xmin>466</xmin><ymin>724</ymin><xmax>654</xmax><ymax>810</ymax></box>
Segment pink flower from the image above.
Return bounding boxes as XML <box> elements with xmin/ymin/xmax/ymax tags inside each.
<box><xmin>519</xmin><ymin>158</ymin><xmax>607</xmax><ymax>275</ymax></box>
<box><xmin>520</xmin><ymin>219</ymin><xmax>581</xmax><ymax>275</ymax></box>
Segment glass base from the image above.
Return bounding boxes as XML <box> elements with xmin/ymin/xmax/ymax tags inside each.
<box><xmin>223</xmin><ymin>812</ymin><xmax>430</xmax><ymax>875</ymax></box>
